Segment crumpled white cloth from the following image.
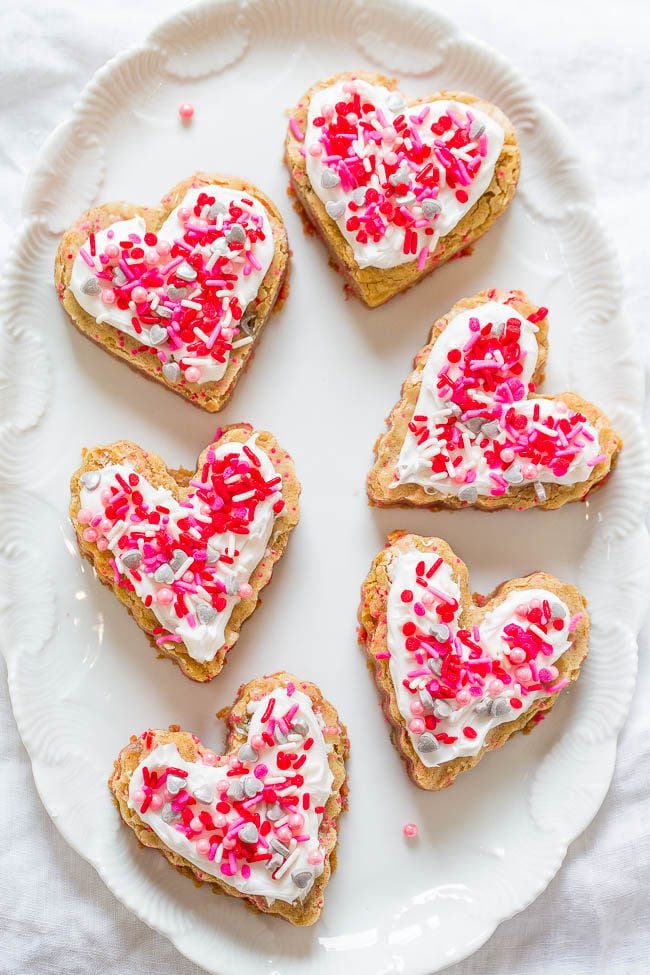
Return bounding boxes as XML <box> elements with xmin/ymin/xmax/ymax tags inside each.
<box><xmin>1</xmin><ymin>1</ymin><xmax>649</xmax><ymax>973</ymax></box>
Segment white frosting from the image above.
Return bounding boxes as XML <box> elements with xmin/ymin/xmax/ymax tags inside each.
<box><xmin>128</xmin><ymin>688</ymin><xmax>334</xmax><ymax>904</ymax></box>
<box><xmin>394</xmin><ymin>301</ymin><xmax>602</xmax><ymax>497</ymax></box>
<box><xmin>70</xmin><ymin>185</ymin><xmax>275</xmax><ymax>383</ymax></box>
<box><xmin>386</xmin><ymin>546</ymin><xmax>573</xmax><ymax>766</ymax></box>
<box><xmin>305</xmin><ymin>80</ymin><xmax>504</xmax><ymax>269</ymax></box>
<box><xmin>79</xmin><ymin>437</ymin><xmax>277</xmax><ymax>662</ymax></box>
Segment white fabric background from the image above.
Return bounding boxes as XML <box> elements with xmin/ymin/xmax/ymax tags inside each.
<box><xmin>1</xmin><ymin>1</ymin><xmax>649</xmax><ymax>972</ymax></box>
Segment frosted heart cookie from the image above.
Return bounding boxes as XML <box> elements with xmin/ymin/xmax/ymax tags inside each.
<box><xmin>55</xmin><ymin>173</ymin><xmax>288</xmax><ymax>411</ymax></box>
<box><xmin>110</xmin><ymin>672</ymin><xmax>348</xmax><ymax>925</ymax></box>
<box><xmin>285</xmin><ymin>71</ymin><xmax>519</xmax><ymax>307</ymax></box>
<box><xmin>358</xmin><ymin>533</ymin><xmax>590</xmax><ymax>790</ymax></box>
<box><xmin>70</xmin><ymin>425</ymin><xmax>300</xmax><ymax>681</ymax></box>
<box><xmin>368</xmin><ymin>289</ymin><xmax>621</xmax><ymax>510</ymax></box>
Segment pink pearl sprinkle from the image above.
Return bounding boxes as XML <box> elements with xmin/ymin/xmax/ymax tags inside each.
<box><xmin>156</xmin><ymin>239</ymin><xmax>172</xmax><ymax>256</ymax></box>
<box><xmin>202</xmin><ymin>751</ymin><xmax>217</xmax><ymax>766</ymax></box>
<box><xmin>196</xmin><ymin>838</ymin><xmax>210</xmax><ymax>855</ymax></box>
<box><xmin>238</xmin><ymin>582</ymin><xmax>253</xmax><ymax>598</ymax></box>
<box><xmin>410</xmin><ymin>700</ymin><xmax>424</xmax><ymax>717</ymax></box>
<box><xmin>222</xmin><ymin>835</ymin><xmax>236</xmax><ymax>850</ymax></box>
<box><xmin>515</xmin><ymin>665</ymin><xmax>532</xmax><ymax>683</ymax></box>
<box><xmin>307</xmin><ymin>849</ymin><xmax>325</xmax><ymax>865</ymax></box>
<box><xmin>522</xmin><ymin>464</ymin><xmax>538</xmax><ymax>480</ymax></box>
<box><xmin>190</xmin><ymin>817</ymin><xmax>202</xmax><ymax>832</ymax></box>
<box><xmin>131</xmin><ymin>285</ymin><xmax>148</xmax><ymax>304</ymax></box>
<box><xmin>83</xmin><ymin>528</ymin><xmax>98</xmax><ymax>543</ymax></box>
<box><xmin>403</xmin><ymin>822</ymin><xmax>419</xmax><ymax>839</ymax></box>
<box><xmin>488</xmin><ymin>679</ymin><xmax>504</xmax><ymax>696</ymax></box>
<box><xmin>105</xmin><ymin>243</ymin><xmax>119</xmax><ymax>259</ymax></box>
<box><xmin>185</xmin><ymin>366</ymin><xmax>201</xmax><ymax>383</ymax></box>
<box><xmin>509</xmin><ymin>648</ymin><xmax>526</xmax><ymax>664</ymax></box>
<box><xmin>97</xmin><ymin>539</ymin><xmax>108</xmax><ymax>552</ymax></box>
<box><xmin>100</xmin><ymin>289</ymin><xmax>116</xmax><ymax>305</ymax></box>
<box><xmin>251</xmin><ymin>734</ymin><xmax>265</xmax><ymax>751</ymax></box>
<box><xmin>77</xmin><ymin>507</ymin><xmax>92</xmax><ymax>525</ymax></box>
<box><xmin>156</xmin><ymin>587</ymin><xmax>174</xmax><ymax>605</ymax></box>
<box><xmin>501</xmin><ymin>447</ymin><xmax>515</xmax><ymax>464</ymax></box>
<box><xmin>179</xmin><ymin>102</ymin><xmax>194</xmax><ymax>120</ymax></box>
<box><xmin>277</xmin><ymin>826</ymin><xmax>292</xmax><ymax>844</ymax></box>
<box><xmin>253</xmin><ymin>763</ymin><xmax>268</xmax><ymax>779</ymax></box>
<box><xmin>288</xmin><ymin>813</ymin><xmax>304</xmax><ymax>831</ymax></box>
<box><xmin>133</xmin><ymin>789</ymin><xmax>145</xmax><ymax>803</ymax></box>
<box><xmin>409</xmin><ymin>718</ymin><xmax>425</xmax><ymax>734</ymax></box>
<box><xmin>456</xmin><ymin>689</ymin><xmax>471</xmax><ymax>705</ymax></box>
<box><xmin>214</xmin><ymin>813</ymin><xmax>228</xmax><ymax>829</ymax></box>
<box><xmin>150</xmin><ymin>794</ymin><xmax>163</xmax><ymax>811</ymax></box>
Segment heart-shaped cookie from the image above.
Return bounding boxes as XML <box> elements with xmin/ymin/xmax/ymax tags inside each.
<box><xmin>70</xmin><ymin>425</ymin><xmax>300</xmax><ymax>681</ymax></box>
<box><xmin>359</xmin><ymin>533</ymin><xmax>589</xmax><ymax>790</ymax></box>
<box><xmin>55</xmin><ymin>173</ymin><xmax>288</xmax><ymax>411</ymax></box>
<box><xmin>368</xmin><ymin>289</ymin><xmax>622</xmax><ymax>510</ymax></box>
<box><xmin>110</xmin><ymin>672</ymin><xmax>348</xmax><ymax>925</ymax></box>
<box><xmin>285</xmin><ymin>72</ymin><xmax>519</xmax><ymax>307</ymax></box>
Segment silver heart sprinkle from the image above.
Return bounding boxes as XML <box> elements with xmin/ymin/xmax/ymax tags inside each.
<box><xmin>162</xmin><ymin>361</ymin><xmax>180</xmax><ymax>383</ymax></box>
<box><xmin>227</xmin><ymin>780</ymin><xmax>245</xmax><ymax>801</ymax></box>
<box><xmin>81</xmin><ymin>277</ymin><xmax>102</xmax><ymax>296</ymax></box>
<box><xmin>170</xmin><ymin>549</ymin><xmax>186</xmax><ymax>571</ymax></box>
<box><xmin>325</xmin><ymin>200</ymin><xmax>345</xmax><ymax>220</ymax></box>
<box><xmin>266</xmin><ymin>802</ymin><xmax>283</xmax><ymax>821</ymax></box>
<box><xmin>166</xmin><ymin>774</ymin><xmax>185</xmax><ymax>796</ymax></box>
<box><xmin>238</xmin><ymin>743</ymin><xmax>258</xmax><ymax>763</ymax></box>
<box><xmin>433</xmin><ymin>699</ymin><xmax>452</xmax><ymax>719</ymax></box>
<box><xmin>430</xmin><ymin>622</ymin><xmax>449</xmax><ymax>643</ymax></box>
<box><xmin>226</xmin><ymin>224</ymin><xmax>246</xmax><ymax>245</ymax></box>
<box><xmin>205</xmin><ymin>544</ymin><xmax>219</xmax><ymax>564</ymax></box>
<box><xmin>481</xmin><ymin>420</ymin><xmax>501</xmax><ymax>439</ymax></box>
<box><xmin>161</xmin><ymin>803</ymin><xmax>177</xmax><ymax>824</ymax></box>
<box><xmin>491</xmin><ymin>698</ymin><xmax>510</xmax><ymax>717</ymax></box>
<box><xmin>153</xmin><ymin>564</ymin><xmax>174</xmax><ymax>585</ymax></box>
<box><xmin>503</xmin><ymin>463</ymin><xmax>524</xmax><ymax>485</ymax></box>
<box><xmin>208</xmin><ymin>201</ymin><xmax>226</xmax><ymax>220</ymax></box>
<box><xmin>148</xmin><ymin>324</ymin><xmax>168</xmax><ymax>346</ymax></box>
<box><xmin>421</xmin><ymin>198</ymin><xmax>442</xmax><ymax>219</ymax></box>
<box><xmin>387</xmin><ymin>92</ymin><xmax>405</xmax><ymax>112</ymax></box>
<box><xmin>196</xmin><ymin>603</ymin><xmax>218</xmax><ymax>625</ymax></box>
<box><xmin>291</xmin><ymin>870</ymin><xmax>313</xmax><ymax>889</ymax></box>
<box><xmin>469</xmin><ymin>119</ymin><xmax>486</xmax><ymax>139</ymax></box>
<box><xmin>418</xmin><ymin>688</ymin><xmax>434</xmax><ymax>711</ymax></box>
<box><xmin>291</xmin><ymin>719</ymin><xmax>309</xmax><ymax>738</ymax></box>
<box><xmin>193</xmin><ymin>783</ymin><xmax>214</xmax><ymax>804</ymax></box>
<box><xmin>266</xmin><ymin>853</ymin><xmax>283</xmax><ymax>872</ymax></box>
<box><xmin>418</xmin><ymin>732</ymin><xmax>440</xmax><ymax>753</ymax></box>
<box><xmin>244</xmin><ymin>774</ymin><xmax>263</xmax><ymax>797</ymax></box>
<box><xmin>490</xmin><ymin>321</ymin><xmax>506</xmax><ymax>339</ymax></box>
<box><xmin>239</xmin><ymin>823</ymin><xmax>259</xmax><ymax>845</ymax></box>
<box><xmin>458</xmin><ymin>484</ymin><xmax>479</xmax><ymax>504</ymax></box>
<box><xmin>112</xmin><ymin>267</ymin><xmax>127</xmax><ymax>287</ymax></box>
<box><xmin>166</xmin><ymin>285</ymin><xmax>187</xmax><ymax>301</ymax></box>
<box><xmin>80</xmin><ymin>470</ymin><xmax>101</xmax><ymax>491</ymax></box>
<box><xmin>175</xmin><ymin>262</ymin><xmax>197</xmax><ymax>282</ymax></box>
<box><xmin>321</xmin><ymin>169</ymin><xmax>341</xmax><ymax>189</ymax></box>
<box><xmin>121</xmin><ymin>550</ymin><xmax>142</xmax><ymax>570</ymax></box>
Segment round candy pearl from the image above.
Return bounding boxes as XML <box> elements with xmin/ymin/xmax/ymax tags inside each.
<box><xmin>196</xmin><ymin>839</ymin><xmax>210</xmax><ymax>855</ymax></box>
<box><xmin>221</xmin><ymin>326</ymin><xmax>234</xmax><ymax>340</ymax></box>
<box><xmin>308</xmin><ymin>144</ymin><xmax>322</xmax><ymax>157</ymax></box>
<box><xmin>105</xmin><ymin>243</ymin><xmax>119</xmax><ymax>259</ymax></box>
<box><xmin>409</xmin><ymin>718</ymin><xmax>426</xmax><ymax>734</ymax></box>
<box><xmin>403</xmin><ymin>822</ymin><xmax>419</xmax><ymax>839</ymax></box>
<box><xmin>307</xmin><ymin>849</ymin><xmax>324</xmax><ymax>865</ymax></box>
<box><xmin>522</xmin><ymin>464</ymin><xmax>538</xmax><ymax>480</ymax></box>
<box><xmin>100</xmin><ymin>519</ymin><xmax>112</xmax><ymax>532</ymax></box>
<box><xmin>382</xmin><ymin>127</ymin><xmax>396</xmax><ymax>143</ymax></box>
<box><xmin>177</xmin><ymin>207</ymin><xmax>191</xmax><ymax>223</ymax></box>
<box><xmin>179</xmin><ymin>102</ymin><xmax>194</xmax><ymax>120</ymax></box>
<box><xmin>452</xmin><ymin>468</ymin><xmax>467</xmax><ymax>485</ymax></box>
<box><xmin>144</xmin><ymin>249</ymin><xmax>159</xmax><ymax>266</ymax></box>
<box><xmin>131</xmin><ymin>285</ymin><xmax>148</xmax><ymax>304</ymax></box>
<box><xmin>156</xmin><ymin>587</ymin><xmax>174</xmax><ymax>605</ymax></box>
<box><xmin>150</xmin><ymin>794</ymin><xmax>163</xmax><ymax>810</ymax></box>
<box><xmin>384</xmin><ymin>151</ymin><xmax>398</xmax><ymax>166</ymax></box>
<box><xmin>216</xmin><ymin>779</ymin><xmax>228</xmax><ymax>793</ymax></box>
<box><xmin>100</xmin><ymin>489</ymin><xmax>112</xmax><ymax>504</ymax></box>
<box><xmin>202</xmin><ymin>751</ymin><xmax>217</xmax><ymax>766</ymax></box>
<box><xmin>97</xmin><ymin>539</ymin><xmax>108</xmax><ymax>552</ymax></box>
<box><xmin>77</xmin><ymin>507</ymin><xmax>92</xmax><ymax>525</ymax></box>
<box><xmin>277</xmin><ymin>826</ymin><xmax>292</xmax><ymax>844</ymax></box>
<box><xmin>132</xmin><ymin>789</ymin><xmax>145</xmax><ymax>803</ymax></box>
<box><xmin>548</xmin><ymin>665</ymin><xmax>559</xmax><ymax>680</ymax></box>
<box><xmin>515</xmin><ymin>603</ymin><xmax>529</xmax><ymax>619</ymax></box>
<box><xmin>214</xmin><ymin>813</ymin><xmax>228</xmax><ymax>829</ymax></box>
<box><xmin>530</xmin><ymin>598</ymin><xmax>541</xmax><ymax>610</ymax></box>
<box><xmin>83</xmin><ymin>528</ymin><xmax>98</xmax><ymax>543</ymax></box>
<box><xmin>182</xmin><ymin>571</ymin><xmax>195</xmax><ymax>583</ymax></box>
<box><xmin>456</xmin><ymin>689</ymin><xmax>471</xmax><ymax>705</ymax></box>
<box><xmin>488</xmin><ymin>679</ymin><xmax>504</xmax><ymax>696</ymax></box>
<box><xmin>515</xmin><ymin>665</ymin><xmax>532</xmax><ymax>683</ymax></box>
<box><xmin>253</xmin><ymin>763</ymin><xmax>268</xmax><ymax>780</ymax></box>
<box><xmin>185</xmin><ymin>366</ymin><xmax>201</xmax><ymax>383</ymax></box>
<box><xmin>288</xmin><ymin>813</ymin><xmax>304</xmax><ymax>832</ymax></box>
<box><xmin>190</xmin><ymin>817</ymin><xmax>203</xmax><ymax>832</ymax></box>
<box><xmin>322</xmin><ymin>104</ymin><xmax>334</xmax><ymax>120</ymax></box>
<box><xmin>410</xmin><ymin>700</ymin><xmax>424</xmax><ymax>717</ymax></box>
<box><xmin>238</xmin><ymin>583</ymin><xmax>253</xmax><ymax>599</ymax></box>
<box><xmin>100</xmin><ymin>289</ymin><xmax>116</xmax><ymax>305</ymax></box>
<box><xmin>251</xmin><ymin>734</ymin><xmax>265</xmax><ymax>751</ymax></box>
<box><xmin>222</xmin><ymin>835</ymin><xmax>236</xmax><ymax>850</ymax></box>
<box><xmin>509</xmin><ymin>648</ymin><xmax>527</xmax><ymax>664</ymax></box>
<box><xmin>501</xmin><ymin>448</ymin><xmax>515</xmax><ymax>464</ymax></box>
<box><xmin>156</xmin><ymin>239</ymin><xmax>172</xmax><ymax>256</ymax></box>
<box><xmin>422</xmin><ymin>591</ymin><xmax>435</xmax><ymax>608</ymax></box>
<box><xmin>227</xmin><ymin>755</ymin><xmax>239</xmax><ymax>769</ymax></box>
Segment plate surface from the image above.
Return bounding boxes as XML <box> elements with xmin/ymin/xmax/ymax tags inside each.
<box><xmin>1</xmin><ymin>1</ymin><xmax>649</xmax><ymax>972</ymax></box>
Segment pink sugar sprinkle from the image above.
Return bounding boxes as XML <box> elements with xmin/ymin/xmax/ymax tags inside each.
<box><xmin>155</xmin><ymin>633</ymin><xmax>182</xmax><ymax>646</ymax></box>
<box><xmin>549</xmin><ymin>679</ymin><xmax>569</xmax><ymax>693</ymax></box>
<box><xmin>569</xmin><ymin>613</ymin><xmax>583</xmax><ymax>633</ymax></box>
<box><xmin>289</xmin><ymin>117</ymin><xmax>304</xmax><ymax>141</ymax></box>
<box><xmin>375</xmin><ymin>651</ymin><xmax>391</xmax><ymax>659</ymax></box>
<box><xmin>587</xmin><ymin>453</ymin><xmax>607</xmax><ymax>467</ymax></box>
<box><xmin>79</xmin><ymin>248</ymin><xmax>94</xmax><ymax>267</ymax></box>
<box><xmin>417</xmin><ymin>246</ymin><xmax>428</xmax><ymax>271</ymax></box>
<box><xmin>286</xmin><ymin>682</ymin><xmax>295</xmax><ymax>697</ymax></box>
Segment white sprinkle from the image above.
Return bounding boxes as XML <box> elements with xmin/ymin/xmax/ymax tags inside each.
<box><xmin>231</xmin><ymin>336</ymin><xmax>254</xmax><ymax>350</ymax></box>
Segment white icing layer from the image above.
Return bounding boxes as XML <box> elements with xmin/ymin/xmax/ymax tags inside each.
<box><xmin>305</xmin><ymin>80</ymin><xmax>504</xmax><ymax>269</ymax></box>
<box><xmin>70</xmin><ymin>185</ymin><xmax>275</xmax><ymax>383</ymax></box>
<box><xmin>394</xmin><ymin>301</ymin><xmax>602</xmax><ymax>498</ymax></box>
<box><xmin>128</xmin><ymin>688</ymin><xmax>334</xmax><ymax>905</ymax></box>
<box><xmin>79</xmin><ymin>437</ymin><xmax>278</xmax><ymax>662</ymax></box>
<box><xmin>386</xmin><ymin>546</ymin><xmax>573</xmax><ymax>767</ymax></box>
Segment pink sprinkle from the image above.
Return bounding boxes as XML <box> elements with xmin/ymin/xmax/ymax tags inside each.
<box><xmin>179</xmin><ymin>102</ymin><xmax>194</xmax><ymax>120</ymax></box>
<box><xmin>403</xmin><ymin>822</ymin><xmax>419</xmax><ymax>839</ymax></box>
<box><xmin>289</xmin><ymin>117</ymin><xmax>304</xmax><ymax>142</ymax></box>
<box><xmin>587</xmin><ymin>453</ymin><xmax>607</xmax><ymax>467</ymax></box>
<box><xmin>569</xmin><ymin>613</ymin><xmax>583</xmax><ymax>633</ymax></box>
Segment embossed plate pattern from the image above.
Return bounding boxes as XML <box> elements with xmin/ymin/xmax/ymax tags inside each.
<box><xmin>1</xmin><ymin>1</ymin><xmax>648</xmax><ymax>973</ymax></box>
